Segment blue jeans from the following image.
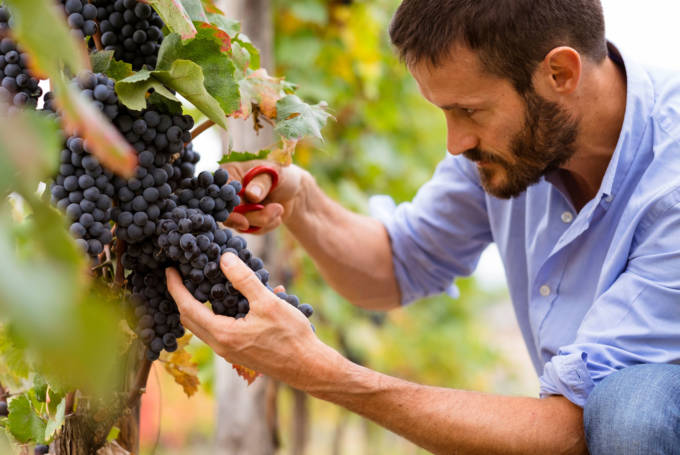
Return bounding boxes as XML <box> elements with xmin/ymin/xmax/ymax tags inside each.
<box><xmin>584</xmin><ymin>363</ymin><xmax>680</xmax><ymax>455</ymax></box>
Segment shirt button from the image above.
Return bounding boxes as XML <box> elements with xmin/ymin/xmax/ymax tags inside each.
<box><xmin>540</xmin><ymin>285</ymin><xmax>551</xmax><ymax>297</ymax></box>
<box><xmin>561</xmin><ymin>211</ymin><xmax>573</xmax><ymax>223</ymax></box>
<box><xmin>605</xmin><ymin>194</ymin><xmax>613</xmax><ymax>202</ymax></box>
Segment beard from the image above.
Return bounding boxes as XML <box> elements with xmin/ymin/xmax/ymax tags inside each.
<box><xmin>464</xmin><ymin>90</ymin><xmax>579</xmax><ymax>199</ymax></box>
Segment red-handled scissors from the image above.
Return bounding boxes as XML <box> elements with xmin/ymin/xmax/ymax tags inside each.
<box><xmin>232</xmin><ymin>165</ymin><xmax>280</xmax><ymax>233</ymax></box>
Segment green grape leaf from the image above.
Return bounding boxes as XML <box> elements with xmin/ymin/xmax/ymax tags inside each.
<box><xmin>218</xmin><ymin>149</ymin><xmax>270</xmax><ymax>164</ymax></box>
<box><xmin>0</xmin><ymin>325</ymin><xmax>30</xmax><ymax>388</ymax></box>
<box><xmin>115</xmin><ymin>69</ymin><xmax>182</xmax><ymax>112</ymax></box>
<box><xmin>32</xmin><ymin>377</ymin><xmax>48</xmax><ymax>404</ymax></box>
<box><xmin>237</xmin><ymin>38</ymin><xmax>260</xmax><ymax>71</ymax></box>
<box><xmin>147</xmin><ymin>0</ymin><xmax>197</xmax><ymax>39</ymax></box>
<box><xmin>3</xmin><ymin>0</ymin><xmax>89</xmax><ymax>78</ymax></box>
<box><xmin>46</xmin><ymin>387</ymin><xmax>67</xmax><ymax>418</ymax></box>
<box><xmin>206</xmin><ymin>13</ymin><xmax>240</xmax><ymax>37</ymax></box>
<box><xmin>7</xmin><ymin>395</ymin><xmax>46</xmax><ymax>444</ymax></box>
<box><xmin>155</xmin><ymin>60</ymin><xmax>227</xmax><ymax>128</ymax></box>
<box><xmin>148</xmin><ymin>92</ymin><xmax>183</xmax><ymax>115</ymax></box>
<box><xmin>91</xmin><ymin>51</ymin><xmax>134</xmax><ymax>81</ymax></box>
<box><xmin>200</xmin><ymin>13</ymin><xmax>260</xmax><ymax>70</ymax></box>
<box><xmin>275</xmin><ymin>95</ymin><xmax>333</xmax><ymax>140</ymax></box>
<box><xmin>43</xmin><ymin>397</ymin><xmax>65</xmax><ymax>441</ymax></box>
<box><xmin>196</xmin><ymin>22</ymin><xmax>232</xmax><ymax>52</ymax></box>
<box><xmin>117</xmin><ymin>55</ymin><xmax>227</xmax><ymax>126</ymax></box>
<box><xmin>230</xmin><ymin>41</ymin><xmax>250</xmax><ymax>78</ymax></box>
<box><xmin>180</xmin><ymin>0</ymin><xmax>208</xmax><ymax>21</ymax></box>
<box><xmin>157</xmin><ymin>31</ymin><xmax>239</xmax><ymax>115</ymax></box>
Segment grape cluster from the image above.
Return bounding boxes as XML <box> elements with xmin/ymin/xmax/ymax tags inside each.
<box><xmin>0</xmin><ymin>7</ymin><xmax>42</xmax><ymax>108</ymax></box>
<box><xmin>157</xmin><ymin>207</ymin><xmax>258</xmax><ymax>317</ymax></box>
<box><xmin>111</xmin><ymin>107</ymin><xmax>194</xmax><ymax>244</ymax></box>
<box><xmin>51</xmin><ymin>135</ymin><xmax>115</xmax><ymax>256</ymax></box>
<box><xmin>48</xmin><ymin>72</ymin><xmax>314</xmax><ymax>360</ymax></box>
<box><xmin>92</xmin><ymin>0</ymin><xmax>164</xmax><ymax>70</ymax></box>
<box><xmin>59</xmin><ymin>0</ymin><xmax>99</xmax><ymax>39</ymax></box>
<box><xmin>169</xmin><ymin>141</ymin><xmax>200</xmax><ymax>190</ymax></box>
<box><xmin>124</xmin><ymin>257</ymin><xmax>185</xmax><ymax>360</ymax></box>
<box><xmin>176</xmin><ymin>169</ymin><xmax>242</xmax><ymax>222</ymax></box>
<box><xmin>155</xmin><ymin>206</ymin><xmax>314</xmax><ymax>319</ymax></box>
<box><xmin>34</xmin><ymin>445</ymin><xmax>50</xmax><ymax>455</ymax></box>
<box><xmin>50</xmin><ymin>74</ymin><xmax>120</xmax><ymax>257</ymax></box>
<box><xmin>78</xmin><ymin>71</ymin><xmax>120</xmax><ymax>120</ymax></box>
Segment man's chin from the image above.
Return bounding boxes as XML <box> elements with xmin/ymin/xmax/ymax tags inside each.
<box><xmin>480</xmin><ymin>175</ymin><xmax>529</xmax><ymax>199</ymax></box>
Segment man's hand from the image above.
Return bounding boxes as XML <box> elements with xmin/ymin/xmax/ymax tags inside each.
<box><xmin>166</xmin><ymin>252</ymin><xmax>328</xmax><ymax>390</ymax></box>
<box><xmin>223</xmin><ymin>161</ymin><xmax>309</xmax><ymax>234</ymax></box>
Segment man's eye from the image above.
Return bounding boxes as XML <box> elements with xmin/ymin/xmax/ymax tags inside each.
<box><xmin>463</xmin><ymin>108</ymin><xmax>476</xmax><ymax>116</ymax></box>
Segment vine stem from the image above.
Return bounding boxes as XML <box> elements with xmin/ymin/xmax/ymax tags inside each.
<box><xmin>126</xmin><ymin>358</ymin><xmax>152</xmax><ymax>408</ymax></box>
<box><xmin>190</xmin><ymin>119</ymin><xmax>215</xmax><ymax>142</ymax></box>
<box><xmin>114</xmin><ymin>237</ymin><xmax>126</xmax><ymax>287</ymax></box>
<box><xmin>92</xmin><ymin>13</ymin><xmax>104</xmax><ymax>52</ymax></box>
<box><xmin>65</xmin><ymin>391</ymin><xmax>76</xmax><ymax>415</ymax></box>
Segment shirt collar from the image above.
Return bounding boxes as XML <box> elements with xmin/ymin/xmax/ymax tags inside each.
<box><xmin>597</xmin><ymin>41</ymin><xmax>655</xmax><ymax>201</ymax></box>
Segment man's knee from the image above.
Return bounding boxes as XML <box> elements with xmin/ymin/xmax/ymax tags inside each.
<box><xmin>583</xmin><ymin>363</ymin><xmax>680</xmax><ymax>455</ymax></box>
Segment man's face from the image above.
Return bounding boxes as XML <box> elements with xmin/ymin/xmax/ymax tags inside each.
<box><xmin>410</xmin><ymin>46</ymin><xmax>579</xmax><ymax>198</ymax></box>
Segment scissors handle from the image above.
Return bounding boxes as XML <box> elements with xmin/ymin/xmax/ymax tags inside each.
<box><xmin>233</xmin><ymin>165</ymin><xmax>280</xmax><ymax>233</ymax></box>
<box><xmin>238</xmin><ymin>165</ymin><xmax>279</xmax><ymax>197</ymax></box>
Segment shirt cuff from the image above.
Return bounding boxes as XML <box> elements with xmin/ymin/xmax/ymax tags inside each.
<box><xmin>539</xmin><ymin>352</ymin><xmax>595</xmax><ymax>407</ymax></box>
<box><xmin>368</xmin><ymin>195</ymin><xmax>460</xmax><ymax>305</ymax></box>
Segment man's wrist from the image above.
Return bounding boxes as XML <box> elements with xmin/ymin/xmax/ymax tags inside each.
<box><xmin>283</xmin><ymin>168</ymin><xmax>319</xmax><ymax>233</ymax></box>
<box><xmin>295</xmin><ymin>339</ymin><xmax>381</xmax><ymax>400</ymax></box>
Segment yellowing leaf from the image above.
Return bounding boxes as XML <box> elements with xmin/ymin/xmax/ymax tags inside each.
<box><xmin>236</xmin><ymin>69</ymin><xmax>286</xmax><ymax>119</ymax></box>
<box><xmin>269</xmin><ymin>138</ymin><xmax>298</xmax><ymax>167</ymax></box>
<box><xmin>160</xmin><ymin>334</ymin><xmax>200</xmax><ymax>397</ymax></box>
<box><xmin>200</xmin><ymin>0</ymin><xmax>224</xmax><ymax>15</ymax></box>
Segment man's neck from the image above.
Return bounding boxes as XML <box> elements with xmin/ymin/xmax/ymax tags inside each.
<box><xmin>560</xmin><ymin>56</ymin><xmax>628</xmax><ymax>211</ymax></box>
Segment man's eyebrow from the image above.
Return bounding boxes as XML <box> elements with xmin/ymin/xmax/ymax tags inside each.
<box><xmin>438</xmin><ymin>101</ymin><xmax>483</xmax><ymax>110</ymax></box>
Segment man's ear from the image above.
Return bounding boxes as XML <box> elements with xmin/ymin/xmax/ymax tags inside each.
<box><xmin>536</xmin><ymin>46</ymin><xmax>582</xmax><ymax>95</ymax></box>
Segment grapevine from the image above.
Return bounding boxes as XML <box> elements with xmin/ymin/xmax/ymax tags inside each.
<box><xmin>0</xmin><ymin>0</ymin><xmax>331</xmax><ymax>452</ymax></box>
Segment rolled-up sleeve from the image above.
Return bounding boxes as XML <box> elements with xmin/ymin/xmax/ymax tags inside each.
<box><xmin>540</xmin><ymin>189</ymin><xmax>680</xmax><ymax>406</ymax></box>
<box><xmin>369</xmin><ymin>154</ymin><xmax>493</xmax><ymax>305</ymax></box>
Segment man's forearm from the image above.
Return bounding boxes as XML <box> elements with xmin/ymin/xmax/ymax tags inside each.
<box><xmin>284</xmin><ymin>171</ymin><xmax>401</xmax><ymax>310</ymax></box>
<box><xmin>304</xmin><ymin>346</ymin><xmax>587</xmax><ymax>455</ymax></box>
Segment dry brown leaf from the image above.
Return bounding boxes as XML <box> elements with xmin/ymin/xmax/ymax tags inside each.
<box><xmin>232</xmin><ymin>364</ymin><xmax>260</xmax><ymax>385</ymax></box>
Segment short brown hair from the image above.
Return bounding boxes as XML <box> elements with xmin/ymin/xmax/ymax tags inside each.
<box><xmin>389</xmin><ymin>0</ymin><xmax>607</xmax><ymax>94</ymax></box>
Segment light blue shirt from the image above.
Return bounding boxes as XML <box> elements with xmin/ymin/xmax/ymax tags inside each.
<box><xmin>371</xmin><ymin>44</ymin><xmax>680</xmax><ymax>407</ymax></box>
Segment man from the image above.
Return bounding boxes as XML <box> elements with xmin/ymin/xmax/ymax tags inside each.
<box><xmin>167</xmin><ymin>0</ymin><xmax>680</xmax><ymax>453</ymax></box>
